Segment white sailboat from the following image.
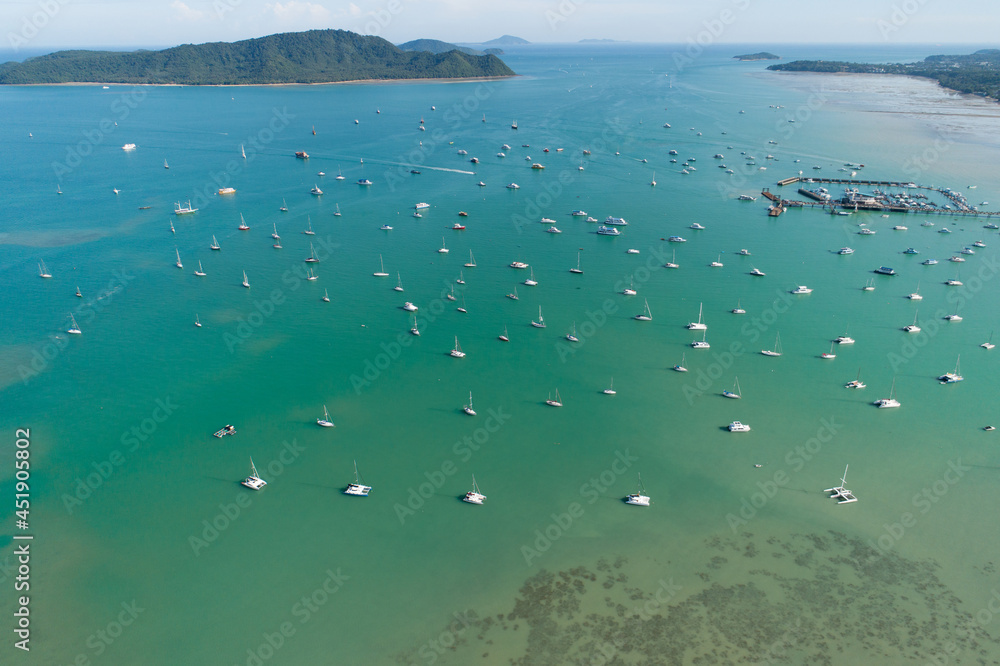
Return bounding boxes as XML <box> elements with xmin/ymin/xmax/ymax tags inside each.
<box><xmin>463</xmin><ymin>475</ymin><xmax>486</xmax><ymax>504</ymax></box>
<box><xmin>824</xmin><ymin>465</ymin><xmax>858</xmax><ymax>504</ymax></box>
<box><xmin>450</xmin><ymin>336</ymin><xmax>466</xmax><ymax>358</ymax></box>
<box><xmin>722</xmin><ymin>377</ymin><xmax>741</xmax><ymax>399</ymax></box>
<box><xmin>531</xmin><ymin>306</ymin><xmax>546</xmax><ymax>328</ymax></box>
<box><xmin>465</xmin><ymin>250</ymin><xmax>476</xmax><ymax>268</ymax></box>
<box><xmin>463</xmin><ymin>391</ymin><xmax>476</xmax><ymax>416</ymax></box>
<box><xmin>498</xmin><ymin>325</ymin><xmax>509</xmax><ymax>342</ymax></box>
<box><xmin>570</xmin><ymin>251</ymin><xmax>583</xmax><ymax>274</ymax></box>
<box><xmin>545</xmin><ymin>389</ymin><xmax>563</xmax><ymax>407</ymax></box>
<box><xmin>303</xmin><ymin>217</ymin><xmax>315</xmax><ymax>235</ymax></box>
<box><xmin>242</xmin><ymin>270</ymin><xmax>250</xmax><ymax>288</ymax></box>
<box><xmin>373</xmin><ymin>255</ymin><xmax>389</xmax><ymax>277</ymax></box>
<box><xmin>673</xmin><ymin>352</ymin><xmax>688</xmax><ymax>372</ymax></box>
<box><xmin>66</xmin><ymin>313</ymin><xmax>82</xmax><ymax>335</ymax></box>
<box><xmin>322</xmin><ymin>289</ymin><xmax>330</xmax><ymax>302</ymax></box>
<box><xmin>687</xmin><ymin>302</ymin><xmax>706</xmax><ymax>330</ymax></box>
<box><xmin>238</xmin><ymin>213</ymin><xmax>249</xmax><ymax>230</ymax></box>
<box><xmin>164</xmin><ymin>158</ymin><xmax>169</xmax><ymax>169</ymax></box>
<box><xmin>410</xmin><ymin>315</ymin><xmax>420</xmax><ymax>336</ymax></box>
<box><xmin>665</xmin><ymin>249</ymin><xmax>679</xmax><ymax>269</ymax></box>
<box><xmin>175</xmin><ymin>248</ymin><xmax>183</xmax><ymax>269</ymax></box>
<box><xmin>305</xmin><ymin>243</ymin><xmax>319</xmax><ymax>263</ymax></box>
<box><xmin>343</xmin><ymin>460</ymin><xmax>371</xmax><ymax>496</ymax></box>
<box><xmin>691</xmin><ymin>330</ymin><xmax>710</xmax><ymax>349</ymax></box>
<box><xmin>456</xmin><ymin>270</ymin><xmax>465</xmax><ymax>285</ymax></box>
<box><xmin>194</xmin><ymin>260</ymin><xmax>206</xmax><ymax>276</ymax></box>
<box><xmin>732</xmin><ymin>299</ymin><xmax>745</xmax><ymax>314</ymax></box>
<box><xmin>446</xmin><ymin>285</ymin><xmax>457</xmax><ymax>301</ymax></box>
<box><xmin>634</xmin><ymin>299</ymin><xmax>652</xmax><ymax>321</ymax></box>
<box><xmin>566</xmin><ymin>322</ymin><xmax>579</xmax><ymax>342</ymax></box>
<box><xmin>241</xmin><ymin>457</ymin><xmax>267</xmax><ymax>490</ymax></box>
<box><xmin>982</xmin><ymin>332</ymin><xmax>995</xmax><ymax>350</ymax></box>
<box><xmin>821</xmin><ymin>342</ymin><xmax>837</xmax><ymax>359</ymax></box>
<box><xmin>903</xmin><ymin>311</ymin><xmax>921</xmax><ymax>333</ymax></box>
<box><xmin>845</xmin><ymin>368</ymin><xmax>866</xmax><ymax>389</ymax></box>
<box><xmin>280</xmin><ymin>198</ymin><xmax>288</xmax><ymax>212</ymax></box>
<box><xmin>761</xmin><ymin>332</ymin><xmax>782</xmax><ymax>357</ymax></box>
<box><xmin>524</xmin><ymin>268</ymin><xmax>538</xmax><ymax>286</ymax></box>
<box><xmin>603</xmin><ymin>378</ymin><xmax>616</xmax><ymax>395</ymax></box>
<box><xmin>938</xmin><ymin>355</ymin><xmax>964</xmax><ymax>384</ymax></box>
<box><xmin>210</xmin><ymin>235</ymin><xmax>221</xmax><ymax>250</ymax></box>
<box><xmin>170</xmin><ymin>221</ymin><xmax>175</xmax><ymax>234</ymax></box>
<box><xmin>241</xmin><ymin>144</ymin><xmax>246</xmax><ymax>160</ymax></box>
<box><xmin>272</xmin><ymin>222</ymin><xmax>280</xmax><ymax>240</ymax></box>
<box><xmin>394</xmin><ymin>272</ymin><xmax>404</xmax><ymax>292</ymax></box>
<box><xmin>622</xmin><ymin>278</ymin><xmax>636</xmax><ymax>296</ymax></box>
<box><xmin>625</xmin><ymin>474</ymin><xmax>650</xmax><ymax>506</ymax></box>
<box><xmin>317</xmin><ymin>405</ymin><xmax>335</xmax><ymax>427</ymax></box>
<box><xmin>438</xmin><ymin>237</ymin><xmax>449</xmax><ymax>254</ymax></box>
<box><xmin>195</xmin><ymin>314</ymin><xmax>202</xmax><ymax>328</ymax></box>
<box><xmin>874</xmin><ymin>378</ymin><xmax>901</xmax><ymax>408</ymax></box>
<box><xmin>507</xmin><ymin>286</ymin><xmax>519</xmax><ymax>300</ymax></box>
<box><xmin>457</xmin><ymin>296</ymin><xmax>467</xmax><ymax>313</ymax></box>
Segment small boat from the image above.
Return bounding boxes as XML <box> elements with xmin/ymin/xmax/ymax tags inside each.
<box><xmin>845</xmin><ymin>368</ymin><xmax>866</xmax><ymax>389</ymax></box>
<box><xmin>923</xmin><ymin>259</ymin><xmax>938</xmax><ymax>265</ymax></box>
<box><xmin>665</xmin><ymin>250</ymin><xmax>679</xmax><ymax>269</ymax></box>
<box><xmin>834</xmin><ymin>328</ymin><xmax>855</xmax><ymax>344</ymax></box>
<box><xmin>510</xmin><ymin>260</ymin><xmax>529</xmax><ymax>270</ymax></box>
<box><xmin>761</xmin><ymin>332</ymin><xmax>782</xmax><ymax>357</ymax></box>
<box><xmin>304</xmin><ymin>217</ymin><xmax>315</xmax><ymax>235</ymax></box>
<box><xmin>874</xmin><ymin>266</ymin><xmax>896</xmax><ymax>275</ymax></box>
<box><xmin>66</xmin><ymin>313</ymin><xmax>82</xmax><ymax>335</ymax></box>
<box><xmin>174</xmin><ymin>201</ymin><xmax>197</xmax><ymax>215</ymax></box>
<box><xmin>824</xmin><ymin>465</ymin><xmax>858</xmax><ymax>504</ymax></box>
<box><xmin>938</xmin><ymin>355</ymin><xmax>964</xmax><ymax>384</ymax></box>
<box><xmin>838</xmin><ymin>247</ymin><xmax>854</xmax><ymax>255</ymax></box>
<box><xmin>545</xmin><ymin>389</ymin><xmax>563</xmax><ymax>407</ymax></box>
<box><xmin>709</xmin><ymin>254</ymin><xmax>723</xmax><ymax>267</ymax></box>
<box><xmin>603</xmin><ymin>378</ymin><xmax>616</xmax><ymax>395</ymax></box>
<box><xmin>343</xmin><ymin>460</ymin><xmax>371</xmax><ymax>496</ymax></box>
<box><xmin>238</xmin><ymin>214</ymin><xmax>249</xmax><ymax>231</ymax></box>
<box><xmin>532</xmin><ymin>306</ymin><xmax>546</xmax><ymax>328</ymax></box>
<box><xmin>410</xmin><ymin>315</ymin><xmax>420</xmax><ymax>336</ymax></box>
<box><xmin>478</xmin><ymin>181</ymin><xmax>486</xmax><ymax>187</ymax></box>
<box><xmin>380</xmin><ymin>224</ymin><xmax>393</xmax><ymax>231</ymax></box>
<box><xmin>791</xmin><ymin>285</ymin><xmax>812</xmax><ymax>294</ymax></box>
<box><xmin>210</xmin><ymin>235</ymin><xmax>221</xmax><ymax>250</ymax></box>
<box><xmin>571</xmin><ymin>210</ymin><xmax>587</xmax><ymax>217</ymax></box>
<box><xmin>506</xmin><ymin>183</ymin><xmax>520</xmax><ymax>189</ymax></box>
<box><xmin>317</xmin><ymin>171</ymin><xmax>325</xmax><ymax>177</ymax></box>
<box><xmin>750</xmin><ymin>267</ymin><xmax>765</xmax><ymax>277</ymax></box>
<box><xmin>668</xmin><ymin>236</ymin><xmax>687</xmax><ymax>243</ymax></box>
<box><xmin>858</xmin><ymin>228</ymin><xmax>876</xmax><ymax>235</ymax></box>
<box><xmin>322</xmin><ymin>289</ymin><xmax>330</xmax><ymax>302</ymax></box>
<box><xmin>728</xmin><ymin>421</ymin><xmax>751</xmax><ymax>433</ymax></box>
<box><xmin>908</xmin><ymin>282</ymin><xmax>923</xmax><ymax>300</ymax></box>
<box><xmin>438</xmin><ymin>237</ymin><xmax>449</xmax><ymax>254</ymax></box>
<box><xmin>317</xmin><ymin>405</ymin><xmax>335</xmax><ymax>427</ymax></box>
<box><xmin>195</xmin><ymin>314</ymin><xmax>202</xmax><ymax>328</ymax></box>
<box><xmin>944</xmin><ymin>312</ymin><xmax>962</xmax><ymax>322</ymax></box>
<box><xmin>624</xmin><ymin>474</ymin><xmax>651</xmax><ymax>506</ymax></box>
<box><xmin>295</xmin><ymin>151</ymin><xmax>309</xmax><ymax>159</ymax></box>
<box><xmin>981</xmin><ymin>333</ymin><xmax>995</xmax><ymax>350</ymax></box>
<box><xmin>75</xmin><ymin>286</ymin><xmax>82</xmax><ymax>298</ymax></box>
<box><xmin>311</xmin><ymin>185</ymin><xmax>323</xmax><ymax>195</ymax></box>
<box><xmin>122</xmin><ymin>143</ymin><xmax>136</xmax><ymax>151</ymax></box>
<box><xmin>650</xmin><ymin>172</ymin><xmax>657</xmax><ymax>187</ymax></box>
<box><xmin>305</xmin><ymin>243</ymin><xmax>319</xmax><ymax>263</ymax></box>
<box><xmin>634</xmin><ymin>299</ymin><xmax>652</xmax><ymax>321</ymax></box>
<box><xmin>622</xmin><ymin>279</ymin><xmax>636</xmax><ymax>296</ymax></box>
<box><xmin>394</xmin><ymin>273</ymin><xmax>404</xmax><ymax>292</ymax></box>
<box><xmin>403</xmin><ymin>302</ymin><xmax>418</xmax><ymax>312</ymax></box>
<box><xmin>272</xmin><ymin>223</ymin><xmax>280</xmax><ymax>240</ymax></box>
<box><xmin>627</xmin><ymin>249</ymin><xmax>640</xmax><ymax>255</ymax></box>
<box><xmin>242</xmin><ymin>271</ymin><xmax>250</xmax><ymax>288</ymax></box>
<box><xmin>691</xmin><ymin>330</ymin><xmax>710</xmax><ymax>349</ymax></box>
<box><xmin>546</xmin><ymin>226</ymin><xmax>561</xmax><ymax>234</ymax></box>
<box><xmin>373</xmin><ymin>255</ymin><xmax>389</xmax><ymax>277</ymax></box>
<box><xmin>463</xmin><ymin>391</ymin><xmax>477</xmax><ymax>416</ymax></box>
<box><xmin>457</xmin><ymin>297</ymin><xmax>467</xmax><ymax>313</ymax></box>
<box><xmin>596</xmin><ymin>225</ymin><xmax>621</xmax><ymax>236</ymax></box>
<box><xmin>306</xmin><ymin>267</ymin><xmax>318</xmax><ymax>281</ymax></box>
<box><xmin>465</xmin><ymin>251</ymin><xmax>477</xmax><ymax>268</ymax></box>
<box><xmin>566</xmin><ymin>322</ymin><xmax>580</xmax><ymax>342</ymax></box>
<box><xmin>722</xmin><ymin>377</ymin><xmax>741</xmax><ymax>399</ymax></box>
<box><xmin>175</xmin><ymin>248</ymin><xmax>183</xmax><ymax>269</ymax></box>
<box><xmin>874</xmin><ymin>378</ymin><xmax>900</xmax><ymax>408</ymax></box>
<box><xmin>511</xmin><ymin>120</ymin><xmax>518</xmax><ymax>130</ymax></box>
<box><xmin>452</xmin><ymin>222</ymin><xmax>466</xmax><ymax>230</ymax></box>
<box><xmin>446</xmin><ymin>285</ymin><xmax>457</xmax><ymax>301</ymax></box>
<box><xmin>522</xmin><ymin>268</ymin><xmax>538</xmax><ymax>286</ymax></box>
<box><xmin>213</xmin><ymin>425</ymin><xmax>237</xmax><ymax>438</ymax></box>
<box><xmin>570</xmin><ymin>252</ymin><xmax>583</xmax><ymax>274</ymax></box>
<box><xmin>690</xmin><ymin>222</ymin><xmax>705</xmax><ymax>230</ymax></box>
<box><xmin>821</xmin><ymin>343</ymin><xmax>837</xmax><ymax>360</ymax></box>
<box><xmin>194</xmin><ymin>261</ymin><xmax>206</xmax><ymax>277</ymax></box>
<box><xmin>687</xmin><ymin>303</ymin><xmax>706</xmax><ymax>330</ymax></box>
<box><xmin>463</xmin><ymin>475</ymin><xmax>486</xmax><ymax>504</ymax></box>
<box><xmin>732</xmin><ymin>299</ymin><xmax>745</xmax><ymax>315</ymax></box>
<box><xmin>945</xmin><ymin>278</ymin><xmax>963</xmax><ymax>286</ymax></box>
<box><xmin>506</xmin><ymin>287</ymin><xmax>519</xmax><ymax>300</ymax></box>
<box><xmin>450</xmin><ymin>336</ymin><xmax>466</xmax><ymax>358</ymax></box>
<box><xmin>217</xmin><ymin>187</ymin><xmax>236</xmax><ymax>196</ymax></box>
<box><xmin>903</xmin><ymin>248</ymin><xmax>919</xmax><ymax>255</ymax></box>
<box><xmin>242</xmin><ymin>144</ymin><xmax>247</xmax><ymax>159</ymax></box>
<box><xmin>973</xmin><ymin>240</ymin><xmax>987</xmax><ymax>248</ymax></box>
<box><xmin>673</xmin><ymin>353</ymin><xmax>688</xmax><ymax>372</ymax></box>
<box><xmin>903</xmin><ymin>311</ymin><xmax>921</xmax><ymax>333</ymax></box>
<box><xmin>164</xmin><ymin>158</ymin><xmax>169</xmax><ymax>169</ymax></box>
<box><xmin>241</xmin><ymin>457</ymin><xmax>267</xmax><ymax>490</ymax></box>
<box><xmin>498</xmin><ymin>325</ymin><xmax>509</xmax><ymax>342</ymax></box>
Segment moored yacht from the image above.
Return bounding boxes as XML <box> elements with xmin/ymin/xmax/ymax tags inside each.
<box><xmin>728</xmin><ymin>421</ymin><xmax>751</xmax><ymax>432</ymax></box>
<box><xmin>624</xmin><ymin>474</ymin><xmax>650</xmax><ymax>506</ymax></box>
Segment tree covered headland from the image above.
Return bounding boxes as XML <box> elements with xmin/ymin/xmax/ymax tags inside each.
<box><xmin>0</xmin><ymin>29</ymin><xmax>516</xmax><ymax>85</ymax></box>
<box><xmin>768</xmin><ymin>50</ymin><xmax>1000</xmax><ymax>101</ymax></box>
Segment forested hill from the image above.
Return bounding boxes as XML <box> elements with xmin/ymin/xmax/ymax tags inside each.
<box><xmin>0</xmin><ymin>29</ymin><xmax>516</xmax><ymax>85</ymax></box>
<box><xmin>768</xmin><ymin>50</ymin><xmax>1000</xmax><ymax>101</ymax></box>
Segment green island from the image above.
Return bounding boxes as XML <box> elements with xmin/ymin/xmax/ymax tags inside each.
<box><xmin>734</xmin><ymin>52</ymin><xmax>780</xmax><ymax>61</ymax></box>
<box><xmin>768</xmin><ymin>49</ymin><xmax>1000</xmax><ymax>101</ymax></box>
<box><xmin>0</xmin><ymin>29</ymin><xmax>515</xmax><ymax>85</ymax></box>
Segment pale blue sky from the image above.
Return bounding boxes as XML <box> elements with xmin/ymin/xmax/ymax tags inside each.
<box><xmin>3</xmin><ymin>0</ymin><xmax>996</xmax><ymax>50</ymax></box>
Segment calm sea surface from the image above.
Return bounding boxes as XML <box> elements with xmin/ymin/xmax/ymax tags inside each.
<box><xmin>2</xmin><ymin>44</ymin><xmax>1000</xmax><ymax>665</ymax></box>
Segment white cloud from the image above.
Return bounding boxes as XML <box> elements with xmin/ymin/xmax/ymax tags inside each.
<box><xmin>170</xmin><ymin>1</ymin><xmax>205</xmax><ymax>21</ymax></box>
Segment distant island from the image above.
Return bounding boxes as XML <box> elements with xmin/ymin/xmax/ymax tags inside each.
<box><xmin>480</xmin><ymin>35</ymin><xmax>530</xmax><ymax>46</ymax></box>
<box><xmin>0</xmin><ymin>29</ymin><xmax>515</xmax><ymax>85</ymax></box>
<box><xmin>735</xmin><ymin>52</ymin><xmax>780</xmax><ymax>61</ymax></box>
<box><xmin>768</xmin><ymin>49</ymin><xmax>1000</xmax><ymax>101</ymax></box>
<box><xmin>398</xmin><ymin>39</ymin><xmax>485</xmax><ymax>57</ymax></box>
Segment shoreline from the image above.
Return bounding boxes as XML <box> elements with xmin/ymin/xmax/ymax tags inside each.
<box><xmin>769</xmin><ymin>70</ymin><xmax>998</xmax><ymax>105</ymax></box>
<box><xmin>3</xmin><ymin>75</ymin><xmax>519</xmax><ymax>88</ymax></box>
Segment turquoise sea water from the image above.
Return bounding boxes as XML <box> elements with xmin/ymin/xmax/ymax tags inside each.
<box><xmin>3</xmin><ymin>44</ymin><xmax>1000</xmax><ymax>664</ymax></box>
